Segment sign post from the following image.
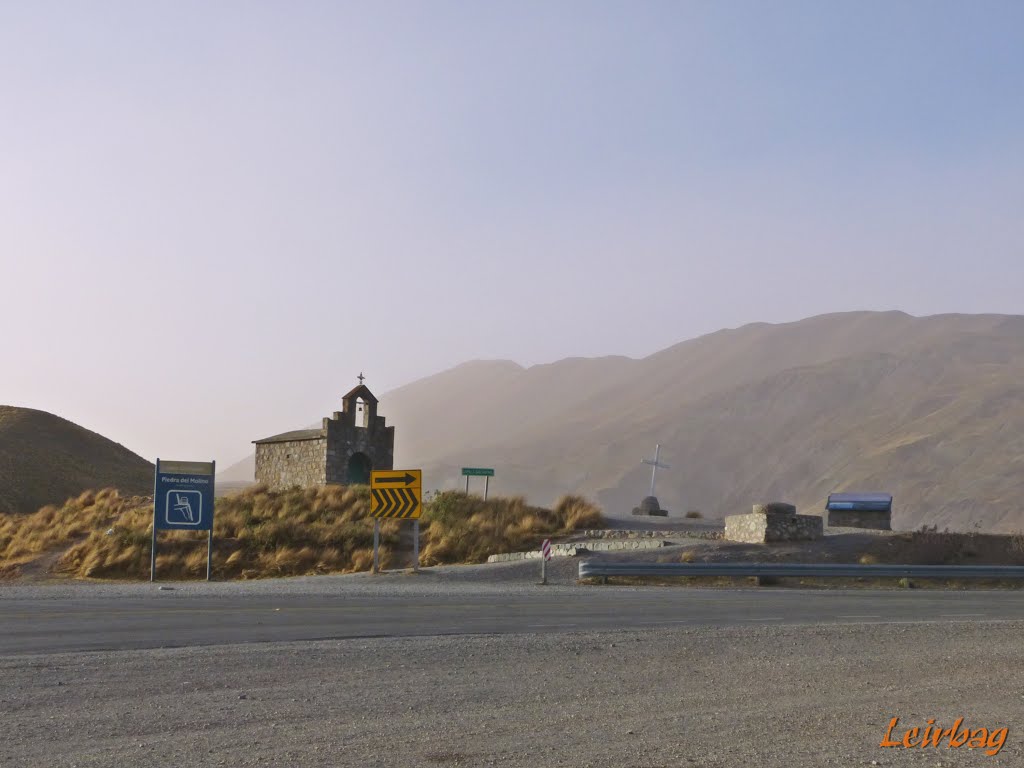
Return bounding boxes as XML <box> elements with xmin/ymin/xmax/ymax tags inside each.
<box><xmin>413</xmin><ymin>519</ymin><xmax>420</xmax><ymax>572</ymax></box>
<box><xmin>373</xmin><ymin>519</ymin><xmax>380</xmax><ymax>574</ymax></box>
<box><xmin>152</xmin><ymin>459</ymin><xmax>216</xmax><ymax>582</ymax></box>
<box><xmin>461</xmin><ymin>467</ymin><xmax>495</xmax><ymax>499</ymax></box>
<box><xmin>369</xmin><ymin>469</ymin><xmax>423</xmax><ymax>573</ymax></box>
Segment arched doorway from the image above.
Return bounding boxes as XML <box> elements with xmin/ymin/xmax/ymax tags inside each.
<box><xmin>347</xmin><ymin>452</ymin><xmax>372</xmax><ymax>485</ymax></box>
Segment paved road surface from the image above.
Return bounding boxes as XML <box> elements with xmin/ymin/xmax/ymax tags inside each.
<box><xmin>5</xmin><ymin>585</ymin><xmax>1024</xmax><ymax>655</ymax></box>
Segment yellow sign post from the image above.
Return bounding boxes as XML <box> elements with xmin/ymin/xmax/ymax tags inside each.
<box><xmin>369</xmin><ymin>469</ymin><xmax>423</xmax><ymax>574</ymax></box>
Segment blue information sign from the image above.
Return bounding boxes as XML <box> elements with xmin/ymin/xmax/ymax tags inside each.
<box><xmin>154</xmin><ymin>459</ymin><xmax>216</xmax><ymax>531</ymax></box>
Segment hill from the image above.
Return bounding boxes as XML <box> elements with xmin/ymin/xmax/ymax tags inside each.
<box><xmin>0</xmin><ymin>406</ymin><xmax>153</xmax><ymax>514</ymax></box>
<box><xmin>0</xmin><ymin>487</ymin><xmax>602</xmax><ymax>579</ymax></box>
<box><xmin>222</xmin><ymin>311</ymin><xmax>1024</xmax><ymax>532</ymax></box>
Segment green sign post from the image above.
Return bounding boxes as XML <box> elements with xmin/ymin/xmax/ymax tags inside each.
<box><xmin>461</xmin><ymin>467</ymin><xmax>495</xmax><ymax>498</ymax></box>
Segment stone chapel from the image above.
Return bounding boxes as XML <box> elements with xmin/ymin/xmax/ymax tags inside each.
<box><xmin>253</xmin><ymin>378</ymin><xmax>395</xmax><ymax>489</ymax></box>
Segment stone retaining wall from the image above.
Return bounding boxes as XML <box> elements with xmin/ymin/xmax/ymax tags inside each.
<box><xmin>584</xmin><ymin>540</ymin><xmax>667</xmax><ymax>552</ymax></box>
<box><xmin>583</xmin><ymin>529</ymin><xmax>674</xmax><ymax>539</ymax></box>
<box><xmin>487</xmin><ymin>545</ymin><xmax>583</xmax><ymax>563</ymax></box>
<box><xmin>582</xmin><ymin>529</ymin><xmax>723</xmax><ymax>541</ymax></box>
<box><xmin>486</xmin><ymin>539</ymin><xmax>666</xmax><ymax>563</ymax></box>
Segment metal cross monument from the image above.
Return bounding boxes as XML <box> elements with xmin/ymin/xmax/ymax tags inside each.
<box><xmin>641</xmin><ymin>444</ymin><xmax>670</xmax><ymax>497</ymax></box>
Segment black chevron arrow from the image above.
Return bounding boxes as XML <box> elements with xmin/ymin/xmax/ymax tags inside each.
<box><xmin>407</xmin><ymin>491</ymin><xmax>421</xmax><ymax>518</ymax></box>
<box><xmin>385</xmin><ymin>488</ymin><xmax>399</xmax><ymax>517</ymax></box>
<box><xmin>387</xmin><ymin>488</ymin><xmax>402</xmax><ymax>515</ymax></box>
<box><xmin>400</xmin><ymin>489</ymin><xmax>415</xmax><ymax>518</ymax></box>
<box><xmin>371</xmin><ymin>488</ymin><xmax>386</xmax><ymax>516</ymax></box>
<box><xmin>387</xmin><ymin>488</ymin><xmax>402</xmax><ymax>517</ymax></box>
<box><xmin>372</xmin><ymin>488</ymin><xmax>391</xmax><ymax>517</ymax></box>
<box><xmin>376</xmin><ymin>472</ymin><xmax>418</xmax><ymax>486</ymax></box>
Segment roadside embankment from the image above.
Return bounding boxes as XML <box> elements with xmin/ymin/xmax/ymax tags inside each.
<box><xmin>0</xmin><ymin>487</ymin><xmax>605</xmax><ymax>581</ymax></box>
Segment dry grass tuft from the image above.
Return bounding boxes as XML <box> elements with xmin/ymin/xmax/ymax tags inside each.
<box><xmin>0</xmin><ymin>489</ymin><xmax>147</xmax><ymax>565</ymax></box>
<box><xmin>552</xmin><ymin>494</ymin><xmax>605</xmax><ymax>530</ymax></box>
<box><xmin>419</xmin><ymin>491</ymin><xmax>605</xmax><ymax>566</ymax></box>
<box><xmin>1010</xmin><ymin>532</ymin><xmax>1024</xmax><ymax>558</ymax></box>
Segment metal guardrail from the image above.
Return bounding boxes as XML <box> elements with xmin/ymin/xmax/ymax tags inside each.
<box><xmin>578</xmin><ymin>561</ymin><xmax>1024</xmax><ymax>580</ymax></box>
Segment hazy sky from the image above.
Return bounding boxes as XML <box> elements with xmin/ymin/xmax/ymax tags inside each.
<box><xmin>2</xmin><ymin>1</ymin><xmax>1022</xmax><ymax>467</ymax></box>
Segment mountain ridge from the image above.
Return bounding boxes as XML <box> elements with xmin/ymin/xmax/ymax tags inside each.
<box><xmin>220</xmin><ymin>310</ymin><xmax>1024</xmax><ymax>532</ymax></box>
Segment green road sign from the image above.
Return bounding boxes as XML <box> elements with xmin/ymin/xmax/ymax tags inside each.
<box><xmin>461</xmin><ymin>467</ymin><xmax>494</xmax><ymax>477</ymax></box>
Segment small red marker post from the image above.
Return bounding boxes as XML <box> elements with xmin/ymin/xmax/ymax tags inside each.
<box><xmin>540</xmin><ymin>538</ymin><xmax>552</xmax><ymax>585</ymax></box>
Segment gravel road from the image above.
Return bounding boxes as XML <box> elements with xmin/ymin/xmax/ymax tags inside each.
<box><xmin>2</xmin><ymin>620</ymin><xmax>1021</xmax><ymax>767</ymax></box>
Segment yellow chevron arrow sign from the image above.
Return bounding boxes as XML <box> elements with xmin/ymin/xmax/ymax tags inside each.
<box><xmin>370</xmin><ymin>469</ymin><xmax>423</xmax><ymax>519</ymax></box>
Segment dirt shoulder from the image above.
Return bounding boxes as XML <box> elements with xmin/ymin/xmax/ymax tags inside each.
<box><xmin>2</xmin><ymin>621</ymin><xmax>1021</xmax><ymax>767</ymax></box>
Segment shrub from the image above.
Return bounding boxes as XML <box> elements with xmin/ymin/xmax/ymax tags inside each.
<box><xmin>1011</xmin><ymin>532</ymin><xmax>1024</xmax><ymax>559</ymax></box>
<box><xmin>0</xmin><ymin>490</ymin><xmax>145</xmax><ymax>563</ymax></box>
<box><xmin>552</xmin><ymin>495</ymin><xmax>605</xmax><ymax>530</ymax></box>
<box><xmin>902</xmin><ymin>525</ymin><xmax>972</xmax><ymax>565</ymax></box>
<box><xmin>419</xmin><ymin>491</ymin><xmax>605</xmax><ymax>566</ymax></box>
